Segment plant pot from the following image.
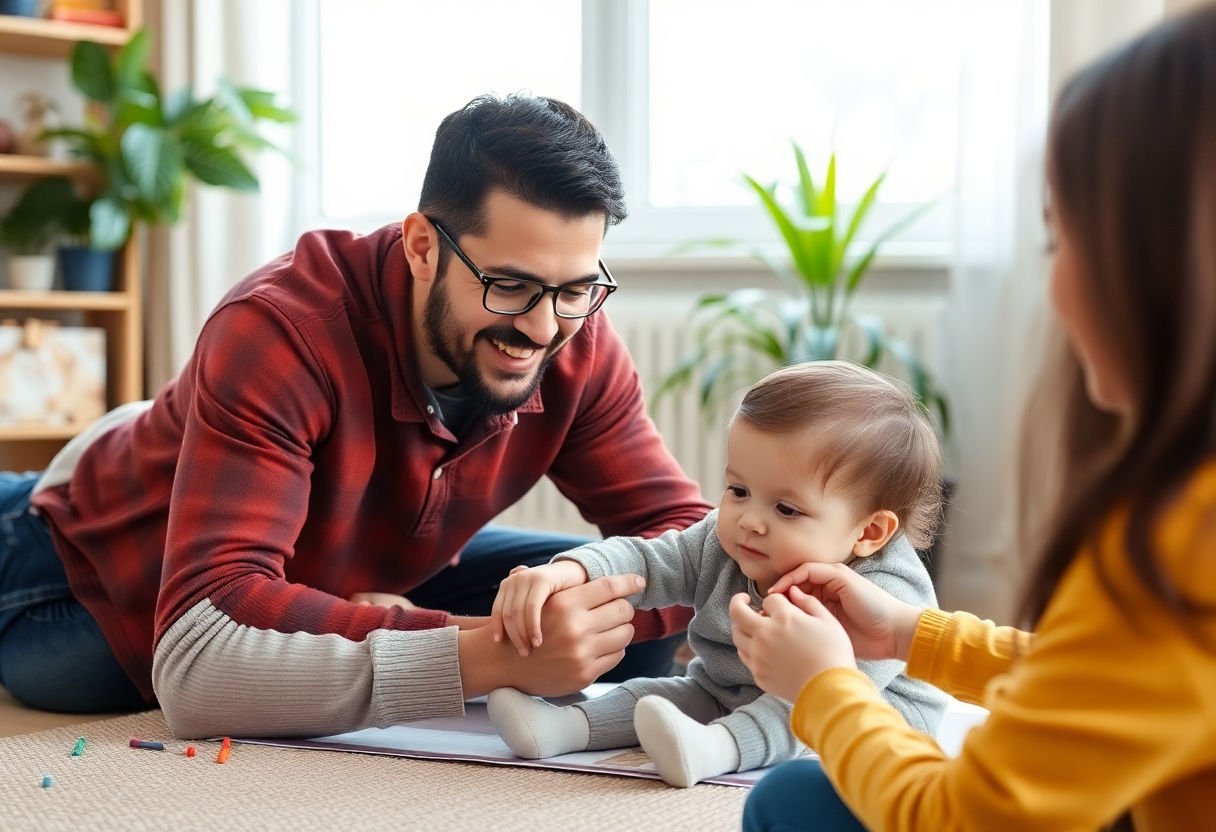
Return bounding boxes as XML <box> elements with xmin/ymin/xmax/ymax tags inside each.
<box><xmin>59</xmin><ymin>246</ymin><xmax>115</xmax><ymax>292</ymax></box>
<box><xmin>7</xmin><ymin>254</ymin><xmax>56</xmax><ymax>291</ymax></box>
<box><xmin>0</xmin><ymin>0</ymin><xmax>41</xmax><ymax>17</ymax></box>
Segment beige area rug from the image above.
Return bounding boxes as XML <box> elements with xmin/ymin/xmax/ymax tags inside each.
<box><xmin>0</xmin><ymin>710</ymin><xmax>748</xmax><ymax>832</ymax></box>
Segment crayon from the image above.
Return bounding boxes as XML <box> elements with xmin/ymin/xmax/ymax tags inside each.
<box><xmin>185</xmin><ymin>745</ymin><xmax>196</xmax><ymax>758</ymax></box>
<box><xmin>40</xmin><ymin>774</ymin><xmax>53</xmax><ymax>788</ymax></box>
<box><xmin>129</xmin><ymin>738</ymin><xmax>165</xmax><ymax>751</ymax></box>
<box><xmin>71</xmin><ymin>737</ymin><xmax>86</xmax><ymax>757</ymax></box>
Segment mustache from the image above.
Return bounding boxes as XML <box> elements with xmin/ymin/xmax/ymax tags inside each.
<box><xmin>478</xmin><ymin>326</ymin><xmax>558</xmax><ymax>352</ymax></box>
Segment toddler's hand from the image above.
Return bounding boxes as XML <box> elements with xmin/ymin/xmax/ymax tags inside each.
<box><xmin>489</xmin><ymin>561</ymin><xmax>591</xmax><ymax>656</ymax></box>
<box><xmin>731</xmin><ymin>588</ymin><xmax>857</xmax><ymax>701</ymax></box>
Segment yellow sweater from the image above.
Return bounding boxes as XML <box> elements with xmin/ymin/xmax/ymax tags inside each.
<box><xmin>792</xmin><ymin>465</ymin><xmax>1216</xmax><ymax>831</ymax></box>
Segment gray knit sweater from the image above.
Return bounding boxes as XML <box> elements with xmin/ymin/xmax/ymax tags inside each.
<box><xmin>558</xmin><ymin>510</ymin><xmax>947</xmax><ymax>733</ymax></box>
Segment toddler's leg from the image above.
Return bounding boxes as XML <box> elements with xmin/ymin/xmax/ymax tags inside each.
<box><xmin>634</xmin><ymin>695</ymin><xmax>740</xmax><ymax>787</ymax></box>
<box><xmin>715</xmin><ymin>693</ymin><xmax>804</xmax><ymax>771</ymax></box>
<box><xmin>486</xmin><ymin>688</ymin><xmax>591</xmax><ymax>759</ymax></box>
<box><xmin>576</xmin><ymin>675</ymin><xmax>725</xmax><ymax>752</ymax></box>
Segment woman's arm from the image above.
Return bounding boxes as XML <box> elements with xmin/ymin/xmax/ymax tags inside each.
<box><xmin>906</xmin><ymin>609</ymin><xmax>1034</xmax><ymax>705</ymax></box>
<box><xmin>786</xmin><ymin>551</ymin><xmax>1212</xmax><ymax>831</ymax></box>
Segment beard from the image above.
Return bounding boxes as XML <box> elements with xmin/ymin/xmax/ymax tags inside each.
<box><xmin>422</xmin><ymin>274</ymin><xmax>566</xmax><ymax>415</ymax></box>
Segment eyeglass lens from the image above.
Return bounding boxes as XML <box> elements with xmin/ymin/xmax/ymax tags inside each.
<box><xmin>484</xmin><ymin>280</ymin><xmax>609</xmax><ymax>318</ymax></box>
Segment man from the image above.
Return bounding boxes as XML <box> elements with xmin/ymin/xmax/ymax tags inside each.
<box><xmin>0</xmin><ymin>94</ymin><xmax>711</xmax><ymax>737</ymax></box>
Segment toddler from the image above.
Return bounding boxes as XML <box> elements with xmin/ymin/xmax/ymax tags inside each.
<box><xmin>487</xmin><ymin>360</ymin><xmax>948</xmax><ymax>786</ymax></box>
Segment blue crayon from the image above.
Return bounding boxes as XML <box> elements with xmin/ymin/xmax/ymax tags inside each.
<box><xmin>40</xmin><ymin>774</ymin><xmax>53</xmax><ymax>788</ymax></box>
<box><xmin>129</xmin><ymin>738</ymin><xmax>165</xmax><ymax>751</ymax></box>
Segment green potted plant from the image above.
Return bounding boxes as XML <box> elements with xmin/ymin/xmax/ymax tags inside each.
<box><xmin>0</xmin><ymin>178</ymin><xmax>61</xmax><ymax>291</ymax></box>
<box><xmin>657</xmin><ymin>144</ymin><xmax>950</xmax><ymax>438</ymax></box>
<box><xmin>25</xmin><ymin>29</ymin><xmax>293</xmax><ymax>290</ymax></box>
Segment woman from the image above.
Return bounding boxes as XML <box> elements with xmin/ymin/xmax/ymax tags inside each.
<box><xmin>729</xmin><ymin>6</ymin><xmax>1216</xmax><ymax>831</ymax></box>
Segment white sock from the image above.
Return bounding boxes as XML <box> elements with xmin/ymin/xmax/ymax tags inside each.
<box><xmin>633</xmin><ymin>695</ymin><xmax>741</xmax><ymax>787</ymax></box>
<box><xmin>486</xmin><ymin>687</ymin><xmax>590</xmax><ymax>759</ymax></box>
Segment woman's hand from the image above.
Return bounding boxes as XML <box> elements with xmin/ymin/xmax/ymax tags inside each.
<box><xmin>767</xmin><ymin>561</ymin><xmax>925</xmax><ymax>662</ymax></box>
<box><xmin>730</xmin><ymin>588</ymin><xmax>857</xmax><ymax>702</ymax></box>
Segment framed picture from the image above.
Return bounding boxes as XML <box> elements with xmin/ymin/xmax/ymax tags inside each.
<box><xmin>0</xmin><ymin>319</ymin><xmax>106</xmax><ymax>426</ymax></box>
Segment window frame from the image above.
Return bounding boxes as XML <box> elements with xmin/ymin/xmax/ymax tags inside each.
<box><xmin>290</xmin><ymin>0</ymin><xmax>958</xmax><ymax>266</ymax></box>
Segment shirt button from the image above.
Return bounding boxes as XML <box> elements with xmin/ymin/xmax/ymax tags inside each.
<box><xmin>432</xmin><ymin>467</ymin><xmax>443</xmax><ymax>480</ymax></box>
<box><xmin>426</xmin><ymin>405</ymin><xmax>435</xmax><ymax>415</ymax></box>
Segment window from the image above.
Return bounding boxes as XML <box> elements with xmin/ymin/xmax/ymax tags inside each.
<box><xmin>646</xmin><ymin>1</ymin><xmax>960</xmax><ymax>211</ymax></box>
<box><xmin>296</xmin><ymin>0</ymin><xmax>1025</xmax><ymax>261</ymax></box>
<box><xmin>310</xmin><ymin>0</ymin><xmax>581</xmax><ymax>226</ymax></box>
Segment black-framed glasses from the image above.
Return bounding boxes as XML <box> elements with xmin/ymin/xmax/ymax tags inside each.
<box><xmin>429</xmin><ymin>218</ymin><xmax>617</xmax><ymax>319</ymax></box>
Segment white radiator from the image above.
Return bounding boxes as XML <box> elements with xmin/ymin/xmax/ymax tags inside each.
<box><xmin>492</xmin><ymin>291</ymin><xmax>945</xmax><ymax>536</ymax></box>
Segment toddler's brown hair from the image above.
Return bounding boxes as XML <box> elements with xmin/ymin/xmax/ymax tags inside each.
<box><xmin>735</xmin><ymin>360</ymin><xmax>943</xmax><ymax>549</ymax></box>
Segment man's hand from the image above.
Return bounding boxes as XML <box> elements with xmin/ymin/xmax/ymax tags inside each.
<box><xmin>489</xmin><ymin>560</ymin><xmax>591</xmax><ymax>656</ymax></box>
<box><xmin>348</xmin><ymin>591</ymin><xmax>486</xmax><ymax>630</ymax></box>
<box><xmin>348</xmin><ymin>591</ymin><xmax>417</xmax><ymax>610</ymax></box>
<box><xmin>730</xmin><ymin>588</ymin><xmax>857</xmax><ymax>702</ymax></box>
<box><xmin>767</xmin><ymin>561</ymin><xmax>925</xmax><ymax>662</ymax></box>
<box><xmin>459</xmin><ymin>573</ymin><xmax>645</xmax><ymax>698</ymax></box>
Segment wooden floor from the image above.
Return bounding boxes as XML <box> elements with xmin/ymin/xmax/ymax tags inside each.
<box><xmin>0</xmin><ymin>686</ymin><xmax>116</xmax><ymax>738</ymax></box>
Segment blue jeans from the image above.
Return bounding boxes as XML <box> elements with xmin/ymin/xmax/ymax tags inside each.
<box><xmin>0</xmin><ymin>471</ymin><xmax>145</xmax><ymax>712</ymax></box>
<box><xmin>743</xmin><ymin>758</ymin><xmax>868</xmax><ymax>832</ymax></box>
<box><xmin>1</xmin><ymin>476</ymin><xmax>682</xmax><ymax>713</ymax></box>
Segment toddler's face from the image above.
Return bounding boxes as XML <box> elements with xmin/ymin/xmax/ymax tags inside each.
<box><xmin>716</xmin><ymin>420</ymin><xmax>868</xmax><ymax>593</ymax></box>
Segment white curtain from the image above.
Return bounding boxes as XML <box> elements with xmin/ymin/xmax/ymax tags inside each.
<box><xmin>931</xmin><ymin>1</ymin><xmax>1052</xmax><ymax>620</ymax></box>
<box><xmin>937</xmin><ymin>0</ymin><xmax>1183</xmax><ymax>620</ymax></box>
<box><xmin>144</xmin><ymin>0</ymin><xmax>295</xmax><ymax>389</ymax></box>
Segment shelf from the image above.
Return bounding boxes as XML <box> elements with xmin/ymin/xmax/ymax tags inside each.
<box><xmin>0</xmin><ymin>423</ymin><xmax>87</xmax><ymax>441</ymax></box>
<box><xmin>0</xmin><ymin>154</ymin><xmax>98</xmax><ymax>182</ymax></box>
<box><xmin>0</xmin><ymin>0</ymin><xmax>144</xmax><ymax>470</ymax></box>
<box><xmin>0</xmin><ymin>289</ymin><xmax>131</xmax><ymax>311</ymax></box>
<box><xmin>0</xmin><ymin>14</ymin><xmax>129</xmax><ymax>58</ymax></box>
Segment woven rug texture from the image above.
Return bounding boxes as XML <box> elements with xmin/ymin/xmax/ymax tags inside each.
<box><xmin>0</xmin><ymin>709</ymin><xmax>747</xmax><ymax>831</ymax></box>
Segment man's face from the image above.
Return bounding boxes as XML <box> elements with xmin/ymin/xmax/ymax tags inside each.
<box><xmin>419</xmin><ymin>191</ymin><xmax>606</xmax><ymax>415</ymax></box>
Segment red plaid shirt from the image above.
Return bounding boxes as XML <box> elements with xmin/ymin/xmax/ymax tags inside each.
<box><xmin>33</xmin><ymin>224</ymin><xmax>711</xmax><ymax>701</ymax></box>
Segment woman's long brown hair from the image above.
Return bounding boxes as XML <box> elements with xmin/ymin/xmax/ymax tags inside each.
<box><xmin>1020</xmin><ymin>5</ymin><xmax>1216</xmax><ymax>625</ymax></box>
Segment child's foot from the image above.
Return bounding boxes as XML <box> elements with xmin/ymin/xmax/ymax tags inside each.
<box><xmin>486</xmin><ymin>687</ymin><xmax>591</xmax><ymax>759</ymax></box>
<box><xmin>633</xmin><ymin>695</ymin><xmax>740</xmax><ymax>787</ymax></box>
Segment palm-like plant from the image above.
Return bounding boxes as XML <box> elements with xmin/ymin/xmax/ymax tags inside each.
<box><xmin>21</xmin><ymin>29</ymin><xmax>293</xmax><ymax>250</ymax></box>
<box><xmin>657</xmin><ymin>144</ymin><xmax>950</xmax><ymax>436</ymax></box>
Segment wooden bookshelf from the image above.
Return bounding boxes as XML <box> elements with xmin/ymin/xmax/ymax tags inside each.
<box><xmin>0</xmin><ymin>2</ymin><xmax>144</xmax><ymax>468</ymax></box>
<box><xmin>0</xmin><ymin>289</ymin><xmax>131</xmax><ymax>311</ymax></box>
<box><xmin>0</xmin><ymin>153</ymin><xmax>98</xmax><ymax>181</ymax></box>
<box><xmin>0</xmin><ymin>423</ymin><xmax>89</xmax><ymax>441</ymax></box>
<box><xmin>0</xmin><ymin>6</ymin><xmax>137</xmax><ymax>58</ymax></box>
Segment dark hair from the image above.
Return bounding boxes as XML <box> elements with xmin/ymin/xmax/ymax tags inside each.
<box><xmin>1020</xmin><ymin>6</ymin><xmax>1216</xmax><ymax>624</ymax></box>
<box><xmin>418</xmin><ymin>94</ymin><xmax>627</xmax><ymax>275</ymax></box>
<box><xmin>735</xmin><ymin>360</ymin><xmax>943</xmax><ymax>550</ymax></box>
